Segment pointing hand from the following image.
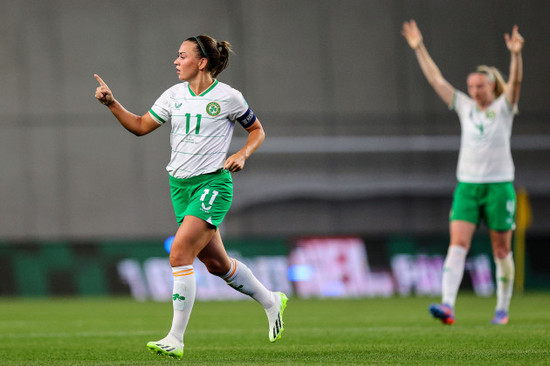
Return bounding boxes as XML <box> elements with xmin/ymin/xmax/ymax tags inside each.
<box><xmin>94</xmin><ymin>74</ymin><xmax>115</xmax><ymax>106</ymax></box>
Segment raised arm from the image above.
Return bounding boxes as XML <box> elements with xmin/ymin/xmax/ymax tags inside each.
<box><xmin>94</xmin><ymin>74</ymin><xmax>161</xmax><ymax>136</ymax></box>
<box><xmin>401</xmin><ymin>20</ymin><xmax>455</xmax><ymax>107</ymax></box>
<box><xmin>504</xmin><ymin>25</ymin><xmax>524</xmax><ymax>106</ymax></box>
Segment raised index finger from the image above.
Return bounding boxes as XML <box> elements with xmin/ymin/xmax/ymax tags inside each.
<box><xmin>94</xmin><ymin>74</ymin><xmax>107</xmax><ymax>86</ymax></box>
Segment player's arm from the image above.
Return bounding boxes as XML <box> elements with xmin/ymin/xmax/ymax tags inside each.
<box><xmin>504</xmin><ymin>25</ymin><xmax>524</xmax><ymax>106</ymax></box>
<box><xmin>94</xmin><ymin>74</ymin><xmax>161</xmax><ymax>136</ymax></box>
<box><xmin>224</xmin><ymin>119</ymin><xmax>265</xmax><ymax>173</ymax></box>
<box><xmin>402</xmin><ymin>20</ymin><xmax>455</xmax><ymax>107</ymax></box>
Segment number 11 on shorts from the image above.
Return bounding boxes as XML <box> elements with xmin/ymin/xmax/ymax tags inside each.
<box><xmin>200</xmin><ymin>189</ymin><xmax>219</xmax><ymax>211</ymax></box>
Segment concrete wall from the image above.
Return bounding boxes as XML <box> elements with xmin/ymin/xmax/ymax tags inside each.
<box><xmin>1</xmin><ymin>0</ymin><xmax>549</xmax><ymax>239</ymax></box>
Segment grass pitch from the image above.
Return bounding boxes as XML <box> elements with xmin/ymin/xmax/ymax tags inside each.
<box><xmin>0</xmin><ymin>293</ymin><xmax>548</xmax><ymax>365</ymax></box>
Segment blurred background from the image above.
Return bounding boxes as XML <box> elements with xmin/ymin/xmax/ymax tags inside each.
<box><xmin>1</xmin><ymin>0</ymin><xmax>548</xmax><ymax>298</ymax></box>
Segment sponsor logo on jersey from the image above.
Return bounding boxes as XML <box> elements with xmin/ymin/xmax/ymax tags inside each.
<box><xmin>175</xmin><ymin>102</ymin><xmax>182</xmax><ymax>109</ymax></box>
<box><xmin>206</xmin><ymin>102</ymin><xmax>221</xmax><ymax>116</ymax></box>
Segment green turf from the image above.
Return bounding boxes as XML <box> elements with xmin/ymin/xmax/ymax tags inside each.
<box><xmin>0</xmin><ymin>293</ymin><xmax>548</xmax><ymax>365</ymax></box>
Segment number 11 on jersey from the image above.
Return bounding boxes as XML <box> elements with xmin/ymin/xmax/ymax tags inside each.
<box><xmin>185</xmin><ymin>113</ymin><xmax>202</xmax><ymax>134</ymax></box>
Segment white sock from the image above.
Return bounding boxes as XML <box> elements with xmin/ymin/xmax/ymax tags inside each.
<box><xmin>221</xmin><ymin>258</ymin><xmax>276</xmax><ymax>309</ymax></box>
<box><xmin>166</xmin><ymin>265</ymin><xmax>196</xmax><ymax>346</ymax></box>
<box><xmin>495</xmin><ymin>252</ymin><xmax>514</xmax><ymax>312</ymax></box>
<box><xmin>441</xmin><ymin>245</ymin><xmax>468</xmax><ymax>308</ymax></box>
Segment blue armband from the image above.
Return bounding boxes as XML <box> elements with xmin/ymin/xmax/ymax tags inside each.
<box><xmin>236</xmin><ymin>108</ymin><xmax>257</xmax><ymax>128</ymax></box>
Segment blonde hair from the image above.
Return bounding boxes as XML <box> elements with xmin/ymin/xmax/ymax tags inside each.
<box><xmin>474</xmin><ymin>65</ymin><xmax>507</xmax><ymax>97</ymax></box>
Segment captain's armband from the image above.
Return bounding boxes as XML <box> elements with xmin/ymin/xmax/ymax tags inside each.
<box><xmin>236</xmin><ymin>108</ymin><xmax>257</xmax><ymax>128</ymax></box>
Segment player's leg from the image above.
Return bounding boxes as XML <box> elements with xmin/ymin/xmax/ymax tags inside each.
<box><xmin>489</xmin><ymin>230</ymin><xmax>513</xmax><ymax>324</ymax></box>
<box><xmin>430</xmin><ymin>183</ymin><xmax>478</xmax><ymax>324</ymax></box>
<box><xmin>443</xmin><ymin>221</ymin><xmax>475</xmax><ymax>307</ymax></box>
<box><xmin>147</xmin><ymin>216</ymin><xmax>216</xmax><ymax>359</ymax></box>
<box><xmin>429</xmin><ymin>220</ymin><xmax>474</xmax><ymax>324</ymax></box>
<box><xmin>198</xmin><ymin>231</ymin><xmax>288</xmax><ymax>342</ymax></box>
<box><xmin>199</xmin><ymin>231</ymin><xmax>277</xmax><ymax>307</ymax></box>
<box><xmin>486</xmin><ymin>182</ymin><xmax>516</xmax><ymax>324</ymax></box>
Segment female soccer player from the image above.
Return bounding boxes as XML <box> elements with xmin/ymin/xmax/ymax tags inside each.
<box><xmin>401</xmin><ymin>20</ymin><xmax>524</xmax><ymax>325</ymax></box>
<box><xmin>95</xmin><ymin>35</ymin><xmax>287</xmax><ymax>358</ymax></box>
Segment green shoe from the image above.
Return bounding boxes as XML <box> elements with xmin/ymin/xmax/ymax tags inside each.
<box><xmin>146</xmin><ymin>339</ymin><xmax>183</xmax><ymax>359</ymax></box>
<box><xmin>266</xmin><ymin>292</ymin><xmax>288</xmax><ymax>342</ymax></box>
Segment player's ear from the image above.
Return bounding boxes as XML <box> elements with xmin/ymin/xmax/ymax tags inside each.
<box><xmin>198</xmin><ymin>58</ymin><xmax>208</xmax><ymax>71</ymax></box>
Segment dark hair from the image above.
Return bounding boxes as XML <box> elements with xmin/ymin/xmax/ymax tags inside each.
<box><xmin>186</xmin><ymin>35</ymin><xmax>233</xmax><ymax>78</ymax></box>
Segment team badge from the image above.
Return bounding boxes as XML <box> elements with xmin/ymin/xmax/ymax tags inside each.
<box><xmin>485</xmin><ymin>110</ymin><xmax>496</xmax><ymax>120</ymax></box>
<box><xmin>206</xmin><ymin>102</ymin><xmax>221</xmax><ymax>116</ymax></box>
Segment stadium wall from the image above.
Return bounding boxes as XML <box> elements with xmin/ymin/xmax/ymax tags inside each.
<box><xmin>1</xmin><ymin>235</ymin><xmax>548</xmax><ymax>298</ymax></box>
<box><xmin>1</xmin><ymin>0</ymin><xmax>549</xmax><ymax>240</ymax></box>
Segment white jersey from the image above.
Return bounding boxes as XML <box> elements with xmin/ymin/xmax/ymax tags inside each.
<box><xmin>149</xmin><ymin>80</ymin><xmax>256</xmax><ymax>178</ymax></box>
<box><xmin>452</xmin><ymin>90</ymin><xmax>515</xmax><ymax>183</ymax></box>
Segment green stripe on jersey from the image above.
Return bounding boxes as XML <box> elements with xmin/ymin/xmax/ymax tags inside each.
<box><xmin>171</xmin><ymin>149</ymin><xmax>226</xmax><ymax>156</ymax></box>
<box><xmin>149</xmin><ymin>109</ymin><xmax>166</xmax><ymax>123</ymax></box>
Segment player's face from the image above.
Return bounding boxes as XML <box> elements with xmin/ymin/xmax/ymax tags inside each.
<box><xmin>174</xmin><ymin>41</ymin><xmax>202</xmax><ymax>81</ymax></box>
<box><xmin>467</xmin><ymin>73</ymin><xmax>495</xmax><ymax>107</ymax></box>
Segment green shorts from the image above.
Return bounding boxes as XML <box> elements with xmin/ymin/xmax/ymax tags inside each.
<box><xmin>169</xmin><ymin>169</ymin><xmax>233</xmax><ymax>228</ymax></box>
<box><xmin>450</xmin><ymin>182</ymin><xmax>516</xmax><ymax>231</ymax></box>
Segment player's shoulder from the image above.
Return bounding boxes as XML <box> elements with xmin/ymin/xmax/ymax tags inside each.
<box><xmin>156</xmin><ymin>82</ymin><xmax>187</xmax><ymax>100</ymax></box>
<box><xmin>455</xmin><ymin>90</ymin><xmax>472</xmax><ymax>102</ymax></box>
<box><xmin>453</xmin><ymin>90</ymin><xmax>474</xmax><ymax>109</ymax></box>
<box><xmin>493</xmin><ymin>93</ymin><xmax>515</xmax><ymax>114</ymax></box>
<box><xmin>164</xmin><ymin>82</ymin><xmax>188</xmax><ymax>96</ymax></box>
<box><xmin>214</xmin><ymin>80</ymin><xmax>242</xmax><ymax>96</ymax></box>
<box><xmin>494</xmin><ymin>93</ymin><xmax>509</xmax><ymax>106</ymax></box>
<box><xmin>213</xmin><ymin>81</ymin><xmax>245</xmax><ymax>105</ymax></box>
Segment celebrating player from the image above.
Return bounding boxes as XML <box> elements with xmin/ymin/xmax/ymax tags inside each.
<box><xmin>95</xmin><ymin>35</ymin><xmax>287</xmax><ymax>359</ymax></box>
<box><xmin>402</xmin><ymin>20</ymin><xmax>524</xmax><ymax>325</ymax></box>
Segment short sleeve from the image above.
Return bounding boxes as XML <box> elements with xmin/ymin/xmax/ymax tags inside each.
<box><xmin>149</xmin><ymin>88</ymin><xmax>173</xmax><ymax>124</ymax></box>
<box><xmin>226</xmin><ymin>90</ymin><xmax>251</xmax><ymax>123</ymax></box>
<box><xmin>452</xmin><ymin>90</ymin><xmax>475</xmax><ymax>120</ymax></box>
<box><xmin>496</xmin><ymin>94</ymin><xmax>515</xmax><ymax>117</ymax></box>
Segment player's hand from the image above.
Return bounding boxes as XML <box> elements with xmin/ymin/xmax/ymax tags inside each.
<box><xmin>505</xmin><ymin>25</ymin><xmax>524</xmax><ymax>54</ymax></box>
<box><xmin>94</xmin><ymin>74</ymin><xmax>115</xmax><ymax>106</ymax></box>
<box><xmin>223</xmin><ymin>152</ymin><xmax>246</xmax><ymax>172</ymax></box>
<box><xmin>401</xmin><ymin>19</ymin><xmax>423</xmax><ymax>50</ymax></box>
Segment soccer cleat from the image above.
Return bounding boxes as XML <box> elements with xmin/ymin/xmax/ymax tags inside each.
<box><xmin>266</xmin><ymin>292</ymin><xmax>288</xmax><ymax>342</ymax></box>
<box><xmin>490</xmin><ymin>310</ymin><xmax>509</xmax><ymax>325</ymax></box>
<box><xmin>146</xmin><ymin>336</ymin><xmax>183</xmax><ymax>359</ymax></box>
<box><xmin>429</xmin><ymin>303</ymin><xmax>455</xmax><ymax>325</ymax></box>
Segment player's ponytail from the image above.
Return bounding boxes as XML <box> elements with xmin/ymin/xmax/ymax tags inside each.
<box><xmin>188</xmin><ymin>35</ymin><xmax>233</xmax><ymax>78</ymax></box>
<box><xmin>215</xmin><ymin>41</ymin><xmax>232</xmax><ymax>78</ymax></box>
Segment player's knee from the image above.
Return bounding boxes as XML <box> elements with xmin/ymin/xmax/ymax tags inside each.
<box><xmin>493</xmin><ymin>247</ymin><xmax>511</xmax><ymax>259</ymax></box>
<box><xmin>169</xmin><ymin>251</ymin><xmax>193</xmax><ymax>267</ymax></box>
<box><xmin>449</xmin><ymin>242</ymin><xmax>469</xmax><ymax>251</ymax></box>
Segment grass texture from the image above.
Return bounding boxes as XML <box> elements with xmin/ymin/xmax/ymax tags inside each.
<box><xmin>0</xmin><ymin>293</ymin><xmax>548</xmax><ymax>365</ymax></box>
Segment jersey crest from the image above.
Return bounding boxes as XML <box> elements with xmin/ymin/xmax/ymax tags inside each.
<box><xmin>206</xmin><ymin>102</ymin><xmax>221</xmax><ymax>116</ymax></box>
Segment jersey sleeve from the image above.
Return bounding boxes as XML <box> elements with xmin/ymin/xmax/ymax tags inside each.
<box><xmin>496</xmin><ymin>94</ymin><xmax>514</xmax><ymax>116</ymax></box>
<box><xmin>148</xmin><ymin>88</ymin><xmax>173</xmax><ymax>125</ymax></box>
<box><xmin>227</xmin><ymin>90</ymin><xmax>257</xmax><ymax>128</ymax></box>
<box><xmin>495</xmin><ymin>94</ymin><xmax>515</xmax><ymax>128</ymax></box>
<box><xmin>452</xmin><ymin>90</ymin><xmax>474</xmax><ymax>121</ymax></box>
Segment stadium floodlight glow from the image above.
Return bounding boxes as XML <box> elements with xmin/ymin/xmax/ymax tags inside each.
<box><xmin>164</xmin><ymin>235</ymin><xmax>175</xmax><ymax>253</ymax></box>
<box><xmin>287</xmin><ymin>265</ymin><xmax>314</xmax><ymax>282</ymax></box>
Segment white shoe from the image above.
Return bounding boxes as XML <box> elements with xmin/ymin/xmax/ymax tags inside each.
<box><xmin>265</xmin><ymin>292</ymin><xmax>288</xmax><ymax>342</ymax></box>
<box><xmin>146</xmin><ymin>334</ymin><xmax>184</xmax><ymax>359</ymax></box>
